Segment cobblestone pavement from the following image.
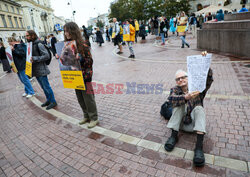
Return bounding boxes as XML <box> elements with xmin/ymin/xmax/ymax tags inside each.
<box><xmin>0</xmin><ymin>34</ymin><xmax>250</xmax><ymax>177</ymax></box>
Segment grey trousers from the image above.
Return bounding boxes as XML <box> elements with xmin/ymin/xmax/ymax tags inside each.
<box><xmin>167</xmin><ymin>105</ymin><xmax>206</xmax><ymax>133</ymax></box>
<box><xmin>75</xmin><ymin>83</ymin><xmax>98</xmax><ymax>121</ymax></box>
<box><xmin>127</xmin><ymin>41</ymin><xmax>134</xmax><ymax>55</ymax></box>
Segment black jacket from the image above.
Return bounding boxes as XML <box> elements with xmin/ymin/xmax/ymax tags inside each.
<box><xmin>0</xmin><ymin>46</ymin><xmax>7</xmax><ymax>60</ymax></box>
<box><xmin>12</xmin><ymin>43</ymin><xmax>26</xmax><ymax>71</ymax></box>
<box><xmin>160</xmin><ymin>21</ymin><xmax>166</xmax><ymax>33</ymax></box>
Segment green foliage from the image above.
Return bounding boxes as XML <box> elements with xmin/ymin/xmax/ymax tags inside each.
<box><xmin>109</xmin><ymin>0</ymin><xmax>191</xmax><ymax>21</ymax></box>
<box><xmin>96</xmin><ymin>19</ymin><xmax>104</xmax><ymax>28</ymax></box>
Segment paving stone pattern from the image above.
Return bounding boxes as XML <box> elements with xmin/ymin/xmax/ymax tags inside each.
<box><xmin>0</xmin><ymin>34</ymin><xmax>249</xmax><ymax>176</ymax></box>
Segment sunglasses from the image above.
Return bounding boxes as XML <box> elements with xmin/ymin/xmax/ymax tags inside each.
<box><xmin>175</xmin><ymin>76</ymin><xmax>187</xmax><ymax>82</ymax></box>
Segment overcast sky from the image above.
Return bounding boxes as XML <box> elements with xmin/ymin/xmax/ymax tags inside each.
<box><xmin>51</xmin><ymin>0</ymin><xmax>114</xmax><ymax>27</ymax></box>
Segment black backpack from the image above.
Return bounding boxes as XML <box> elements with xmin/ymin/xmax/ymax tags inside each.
<box><xmin>160</xmin><ymin>101</ymin><xmax>172</xmax><ymax>120</ymax></box>
<box><xmin>36</xmin><ymin>42</ymin><xmax>53</xmax><ymax>65</ymax></box>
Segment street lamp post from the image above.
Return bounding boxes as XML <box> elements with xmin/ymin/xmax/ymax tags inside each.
<box><xmin>67</xmin><ymin>0</ymin><xmax>76</xmax><ymax>22</ymax></box>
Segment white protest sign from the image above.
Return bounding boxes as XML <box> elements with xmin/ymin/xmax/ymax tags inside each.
<box><xmin>26</xmin><ymin>42</ymin><xmax>32</xmax><ymax>62</ymax></box>
<box><xmin>187</xmin><ymin>54</ymin><xmax>212</xmax><ymax>93</ymax></box>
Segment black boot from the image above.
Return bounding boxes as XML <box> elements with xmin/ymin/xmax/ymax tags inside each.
<box><xmin>186</xmin><ymin>43</ymin><xmax>190</xmax><ymax>48</ymax></box>
<box><xmin>164</xmin><ymin>130</ymin><xmax>178</xmax><ymax>152</ymax></box>
<box><xmin>193</xmin><ymin>134</ymin><xmax>205</xmax><ymax>167</ymax></box>
<box><xmin>46</xmin><ymin>102</ymin><xmax>57</xmax><ymax>110</ymax></box>
<box><xmin>181</xmin><ymin>44</ymin><xmax>184</xmax><ymax>48</ymax></box>
<box><xmin>41</xmin><ymin>101</ymin><xmax>50</xmax><ymax>107</ymax></box>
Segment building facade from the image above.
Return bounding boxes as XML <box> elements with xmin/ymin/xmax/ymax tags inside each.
<box><xmin>87</xmin><ymin>13</ymin><xmax>109</xmax><ymax>28</ymax></box>
<box><xmin>189</xmin><ymin>0</ymin><xmax>250</xmax><ymax>12</ymax></box>
<box><xmin>14</xmin><ymin>0</ymin><xmax>55</xmax><ymax>37</ymax></box>
<box><xmin>0</xmin><ymin>0</ymin><xmax>26</xmax><ymax>43</ymax></box>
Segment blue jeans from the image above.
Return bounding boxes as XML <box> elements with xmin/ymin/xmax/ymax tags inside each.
<box><xmin>180</xmin><ymin>35</ymin><xmax>189</xmax><ymax>46</ymax></box>
<box><xmin>36</xmin><ymin>76</ymin><xmax>56</xmax><ymax>103</ymax></box>
<box><xmin>17</xmin><ymin>70</ymin><xmax>35</xmax><ymax>95</ymax></box>
<box><xmin>160</xmin><ymin>33</ymin><xmax>165</xmax><ymax>43</ymax></box>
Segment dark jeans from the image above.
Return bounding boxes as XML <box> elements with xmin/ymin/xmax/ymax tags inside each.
<box><xmin>75</xmin><ymin>82</ymin><xmax>98</xmax><ymax>121</ymax></box>
<box><xmin>36</xmin><ymin>76</ymin><xmax>56</xmax><ymax>103</ymax></box>
<box><xmin>17</xmin><ymin>70</ymin><xmax>35</xmax><ymax>95</ymax></box>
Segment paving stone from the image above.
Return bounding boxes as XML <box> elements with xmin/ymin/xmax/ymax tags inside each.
<box><xmin>214</xmin><ymin>156</ymin><xmax>248</xmax><ymax>172</ymax></box>
<box><xmin>137</xmin><ymin>139</ymin><xmax>161</xmax><ymax>151</ymax></box>
<box><xmin>118</xmin><ymin>134</ymin><xmax>141</xmax><ymax>145</ymax></box>
<box><xmin>159</xmin><ymin>145</ymin><xmax>186</xmax><ymax>158</ymax></box>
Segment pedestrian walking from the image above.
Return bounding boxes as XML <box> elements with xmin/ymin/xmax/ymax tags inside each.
<box><xmin>189</xmin><ymin>13</ymin><xmax>197</xmax><ymax>38</ymax></box>
<box><xmin>139</xmin><ymin>22</ymin><xmax>147</xmax><ymax>40</ymax></box>
<box><xmin>134</xmin><ymin>19</ymin><xmax>139</xmax><ymax>43</ymax></box>
<box><xmin>169</xmin><ymin>17</ymin><xmax>176</xmax><ymax>35</ymax></box>
<box><xmin>96</xmin><ymin>27</ymin><xmax>104</xmax><ymax>46</ymax></box>
<box><xmin>50</xmin><ymin>34</ymin><xmax>57</xmax><ymax>56</ymax></box>
<box><xmin>26</xmin><ymin>30</ymin><xmax>57</xmax><ymax>110</ymax></box>
<box><xmin>0</xmin><ymin>42</ymin><xmax>11</xmax><ymax>73</ymax></box>
<box><xmin>123</xmin><ymin>19</ymin><xmax>135</xmax><ymax>59</ymax></box>
<box><xmin>153</xmin><ymin>16</ymin><xmax>159</xmax><ymax>36</ymax></box>
<box><xmin>105</xmin><ymin>26</ymin><xmax>110</xmax><ymax>42</ymax></box>
<box><xmin>177</xmin><ymin>12</ymin><xmax>190</xmax><ymax>48</ymax></box>
<box><xmin>164</xmin><ymin>18</ymin><xmax>169</xmax><ymax>38</ymax></box>
<box><xmin>9</xmin><ymin>38</ymin><xmax>35</xmax><ymax>98</ymax></box>
<box><xmin>159</xmin><ymin>17</ymin><xmax>166</xmax><ymax>45</ymax></box>
<box><xmin>63</xmin><ymin>22</ymin><xmax>99</xmax><ymax>128</ymax></box>
<box><xmin>112</xmin><ymin>18</ymin><xmax>123</xmax><ymax>54</ymax></box>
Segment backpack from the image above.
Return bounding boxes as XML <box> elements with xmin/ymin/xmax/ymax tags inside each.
<box><xmin>36</xmin><ymin>42</ymin><xmax>53</xmax><ymax>65</ymax></box>
<box><xmin>160</xmin><ymin>101</ymin><xmax>172</xmax><ymax>120</ymax></box>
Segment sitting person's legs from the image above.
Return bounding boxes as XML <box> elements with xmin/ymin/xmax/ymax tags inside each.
<box><xmin>191</xmin><ymin>106</ymin><xmax>206</xmax><ymax>166</ymax></box>
<box><xmin>165</xmin><ymin>105</ymin><xmax>185</xmax><ymax>151</ymax></box>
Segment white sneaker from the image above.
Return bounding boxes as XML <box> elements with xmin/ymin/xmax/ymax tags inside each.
<box><xmin>22</xmin><ymin>93</ymin><xmax>27</xmax><ymax>97</ymax></box>
<box><xmin>26</xmin><ymin>94</ymin><xmax>33</xmax><ymax>98</ymax></box>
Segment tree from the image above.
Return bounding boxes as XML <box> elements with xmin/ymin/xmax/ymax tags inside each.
<box><xmin>108</xmin><ymin>0</ymin><xmax>191</xmax><ymax>21</ymax></box>
<box><xmin>96</xmin><ymin>19</ymin><xmax>104</xmax><ymax>28</ymax></box>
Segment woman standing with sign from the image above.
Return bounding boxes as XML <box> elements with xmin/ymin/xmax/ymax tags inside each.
<box><xmin>123</xmin><ymin>20</ymin><xmax>136</xmax><ymax>59</ymax></box>
<box><xmin>177</xmin><ymin>11</ymin><xmax>190</xmax><ymax>48</ymax></box>
<box><xmin>9</xmin><ymin>38</ymin><xmax>35</xmax><ymax>98</ymax></box>
<box><xmin>63</xmin><ymin>22</ymin><xmax>99</xmax><ymax>129</ymax></box>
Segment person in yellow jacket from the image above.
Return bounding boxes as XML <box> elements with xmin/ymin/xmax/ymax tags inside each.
<box><xmin>123</xmin><ymin>20</ymin><xmax>135</xmax><ymax>59</ymax></box>
<box><xmin>135</xmin><ymin>19</ymin><xmax>139</xmax><ymax>43</ymax></box>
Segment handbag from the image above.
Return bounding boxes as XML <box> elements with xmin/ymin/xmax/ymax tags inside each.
<box><xmin>163</xmin><ymin>27</ymin><xmax>167</xmax><ymax>32</ymax></box>
<box><xmin>160</xmin><ymin>101</ymin><xmax>172</xmax><ymax>120</ymax></box>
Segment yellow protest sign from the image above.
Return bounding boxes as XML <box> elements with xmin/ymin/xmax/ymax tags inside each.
<box><xmin>60</xmin><ymin>71</ymin><xmax>85</xmax><ymax>90</ymax></box>
<box><xmin>177</xmin><ymin>26</ymin><xmax>187</xmax><ymax>33</ymax></box>
<box><xmin>25</xmin><ymin>42</ymin><xmax>32</xmax><ymax>77</ymax></box>
<box><xmin>25</xmin><ymin>61</ymin><xmax>32</xmax><ymax>77</ymax></box>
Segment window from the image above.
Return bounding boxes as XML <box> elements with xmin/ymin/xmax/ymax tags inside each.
<box><xmin>0</xmin><ymin>4</ymin><xmax>2</xmax><ymax>10</ymax></box>
<box><xmin>14</xmin><ymin>17</ymin><xmax>19</xmax><ymax>28</ymax></box>
<box><xmin>8</xmin><ymin>16</ymin><xmax>13</xmax><ymax>27</ymax></box>
<box><xmin>11</xmin><ymin>6</ymin><xmax>14</xmax><ymax>13</ymax></box>
<box><xmin>1</xmin><ymin>15</ymin><xmax>7</xmax><ymax>27</ymax></box>
<box><xmin>19</xmin><ymin>18</ymin><xmax>24</xmax><ymax>28</ymax></box>
<box><xmin>16</xmin><ymin>8</ymin><xmax>20</xmax><ymax>14</ymax></box>
<box><xmin>5</xmin><ymin>4</ymin><xmax>8</xmax><ymax>11</ymax></box>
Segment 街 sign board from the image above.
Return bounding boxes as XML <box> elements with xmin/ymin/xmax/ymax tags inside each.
<box><xmin>55</xmin><ymin>41</ymin><xmax>85</xmax><ymax>90</ymax></box>
<box><xmin>187</xmin><ymin>54</ymin><xmax>212</xmax><ymax>93</ymax></box>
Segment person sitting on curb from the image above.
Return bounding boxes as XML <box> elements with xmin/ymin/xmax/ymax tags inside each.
<box><xmin>164</xmin><ymin>57</ymin><xmax>213</xmax><ymax>167</ymax></box>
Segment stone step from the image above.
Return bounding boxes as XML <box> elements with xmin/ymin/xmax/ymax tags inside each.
<box><xmin>203</xmin><ymin>20</ymin><xmax>250</xmax><ymax>29</ymax></box>
<box><xmin>225</xmin><ymin>12</ymin><xmax>250</xmax><ymax>21</ymax></box>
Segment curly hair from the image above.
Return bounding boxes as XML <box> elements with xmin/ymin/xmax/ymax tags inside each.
<box><xmin>63</xmin><ymin>22</ymin><xmax>85</xmax><ymax>56</ymax></box>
